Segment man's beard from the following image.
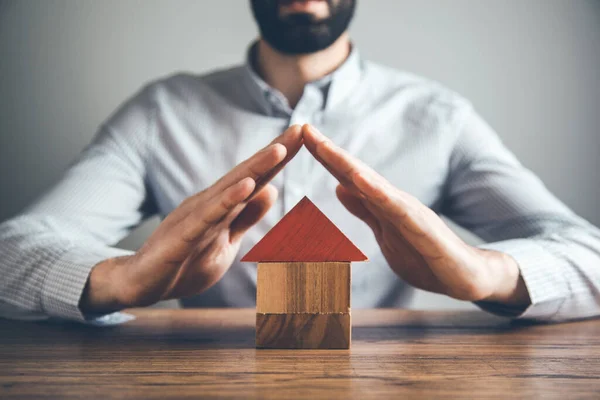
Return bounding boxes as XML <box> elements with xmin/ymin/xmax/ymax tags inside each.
<box><xmin>250</xmin><ymin>0</ymin><xmax>356</xmax><ymax>55</ymax></box>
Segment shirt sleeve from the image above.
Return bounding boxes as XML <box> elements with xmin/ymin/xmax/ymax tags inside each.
<box><xmin>0</xmin><ymin>85</ymin><xmax>158</xmax><ymax>322</ymax></box>
<box><xmin>442</xmin><ymin>109</ymin><xmax>600</xmax><ymax>321</ymax></box>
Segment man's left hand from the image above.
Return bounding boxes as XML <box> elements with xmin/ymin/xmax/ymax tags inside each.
<box><xmin>302</xmin><ymin>124</ymin><xmax>530</xmax><ymax>307</ymax></box>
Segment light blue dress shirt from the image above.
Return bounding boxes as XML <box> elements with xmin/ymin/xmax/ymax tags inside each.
<box><xmin>1</xmin><ymin>44</ymin><xmax>599</xmax><ymax>324</ymax></box>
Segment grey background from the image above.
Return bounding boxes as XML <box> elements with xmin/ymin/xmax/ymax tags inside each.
<box><xmin>1</xmin><ymin>0</ymin><xmax>599</xmax><ymax>310</ymax></box>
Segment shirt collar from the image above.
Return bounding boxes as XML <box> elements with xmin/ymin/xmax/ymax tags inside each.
<box><xmin>242</xmin><ymin>41</ymin><xmax>363</xmax><ymax>116</ymax></box>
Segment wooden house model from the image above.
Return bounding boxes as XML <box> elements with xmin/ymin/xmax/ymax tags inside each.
<box><xmin>241</xmin><ymin>196</ymin><xmax>367</xmax><ymax>349</ymax></box>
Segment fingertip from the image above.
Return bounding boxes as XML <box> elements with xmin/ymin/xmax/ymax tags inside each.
<box><xmin>269</xmin><ymin>143</ymin><xmax>288</xmax><ymax>161</ymax></box>
<box><xmin>305</xmin><ymin>125</ymin><xmax>334</xmax><ymax>157</ymax></box>
<box><xmin>252</xmin><ymin>182</ymin><xmax>278</xmax><ymax>203</ymax></box>
<box><xmin>301</xmin><ymin>125</ymin><xmax>318</xmax><ymax>151</ymax></box>
<box><xmin>287</xmin><ymin>124</ymin><xmax>303</xmax><ymax>137</ymax></box>
<box><xmin>280</xmin><ymin>125</ymin><xmax>302</xmax><ymax>145</ymax></box>
<box><xmin>352</xmin><ymin>171</ymin><xmax>370</xmax><ymax>190</ymax></box>
<box><xmin>237</xmin><ymin>176</ymin><xmax>256</xmax><ymax>197</ymax></box>
<box><xmin>335</xmin><ymin>184</ymin><xmax>361</xmax><ymax>211</ymax></box>
<box><xmin>302</xmin><ymin>124</ymin><xmax>316</xmax><ymax>138</ymax></box>
<box><xmin>336</xmin><ymin>183</ymin><xmax>362</xmax><ymax>203</ymax></box>
<box><xmin>229</xmin><ymin>183</ymin><xmax>279</xmax><ymax>242</ymax></box>
<box><xmin>264</xmin><ymin>183</ymin><xmax>279</xmax><ymax>199</ymax></box>
<box><xmin>284</xmin><ymin>125</ymin><xmax>304</xmax><ymax>151</ymax></box>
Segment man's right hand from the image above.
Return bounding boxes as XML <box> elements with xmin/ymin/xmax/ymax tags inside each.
<box><xmin>80</xmin><ymin>125</ymin><xmax>303</xmax><ymax>314</ymax></box>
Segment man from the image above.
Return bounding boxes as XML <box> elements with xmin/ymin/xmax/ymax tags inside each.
<box><xmin>1</xmin><ymin>0</ymin><xmax>599</xmax><ymax>324</ymax></box>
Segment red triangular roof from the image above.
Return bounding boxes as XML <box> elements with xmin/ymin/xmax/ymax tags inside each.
<box><xmin>241</xmin><ymin>196</ymin><xmax>367</xmax><ymax>262</ymax></box>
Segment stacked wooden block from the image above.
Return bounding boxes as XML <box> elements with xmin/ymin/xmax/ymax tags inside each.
<box><xmin>256</xmin><ymin>261</ymin><xmax>351</xmax><ymax>349</ymax></box>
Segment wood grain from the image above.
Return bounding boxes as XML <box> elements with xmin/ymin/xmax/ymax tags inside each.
<box><xmin>256</xmin><ymin>313</ymin><xmax>351</xmax><ymax>349</ymax></box>
<box><xmin>241</xmin><ymin>196</ymin><xmax>367</xmax><ymax>262</ymax></box>
<box><xmin>2</xmin><ymin>308</ymin><xmax>600</xmax><ymax>399</ymax></box>
<box><xmin>256</xmin><ymin>262</ymin><xmax>350</xmax><ymax>313</ymax></box>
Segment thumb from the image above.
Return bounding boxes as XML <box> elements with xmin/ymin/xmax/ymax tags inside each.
<box><xmin>229</xmin><ymin>184</ymin><xmax>278</xmax><ymax>243</ymax></box>
<box><xmin>336</xmin><ymin>184</ymin><xmax>382</xmax><ymax>238</ymax></box>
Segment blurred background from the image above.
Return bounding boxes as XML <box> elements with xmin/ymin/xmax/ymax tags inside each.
<box><xmin>1</xmin><ymin>0</ymin><xmax>599</xmax><ymax>310</ymax></box>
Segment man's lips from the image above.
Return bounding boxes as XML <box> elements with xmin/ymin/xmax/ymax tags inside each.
<box><xmin>279</xmin><ymin>0</ymin><xmax>329</xmax><ymax>17</ymax></box>
<box><xmin>280</xmin><ymin>0</ymin><xmax>326</xmax><ymax>5</ymax></box>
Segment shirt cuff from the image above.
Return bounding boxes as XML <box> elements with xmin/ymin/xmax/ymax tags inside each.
<box><xmin>41</xmin><ymin>246</ymin><xmax>134</xmax><ymax>322</ymax></box>
<box><xmin>475</xmin><ymin>239</ymin><xmax>569</xmax><ymax>320</ymax></box>
<box><xmin>83</xmin><ymin>312</ymin><xmax>136</xmax><ymax>326</ymax></box>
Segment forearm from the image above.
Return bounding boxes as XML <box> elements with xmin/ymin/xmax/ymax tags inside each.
<box><xmin>0</xmin><ymin>215</ymin><xmax>133</xmax><ymax>321</ymax></box>
<box><xmin>476</xmin><ymin>223</ymin><xmax>600</xmax><ymax>321</ymax></box>
<box><xmin>442</xmin><ymin>110</ymin><xmax>600</xmax><ymax>321</ymax></box>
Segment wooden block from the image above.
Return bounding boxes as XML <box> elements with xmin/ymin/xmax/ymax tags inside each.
<box><xmin>256</xmin><ymin>262</ymin><xmax>350</xmax><ymax>314</ymax></box>
<box><xmin>256</xmin><ymin>313</ymin><xmax>351</xmax><ymax>349</ymax></box>
<box><xmin>241</xmin><ymin>197</ymin><xmax>367</xmax><ymax>262</ymax></box>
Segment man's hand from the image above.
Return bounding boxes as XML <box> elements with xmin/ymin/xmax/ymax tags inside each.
<box><xmin>302</xmin><ymin>124</ymin><xmax>530</xmax><ymax>307</ymax></box>
<box><xmin>80</xmin><ymin>125</ymin><xmax>304</xmax><ymax>314</ymax></box>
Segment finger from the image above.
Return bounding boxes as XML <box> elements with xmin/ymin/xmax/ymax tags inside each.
<box><xmin>212</xmin><ymin>124</ymin><xmax>303</xmax><ymax>199</ymax></box>
<box><xmin>180</xmin><ymin>177</ymin><xmax>256</xmax><ymax>244</ymax></box>
<box><xmin>252</xmin><ymin>124</ymin><xmax>303</xmax><ymax>196</ymax></box>
<box><xmin>304</xmin><ymin>126</ymin><xmax>436</xmax><ymax>237</ymax></box>
<box><xmin>302</xmin><ymin>124</ymin><xmax>362</xmax><ymax>191</ymax></box>
<box><xmin>352</xmin><ymin>170</ymin><xmax>417</xmax><ymax>221</ymax></box>
<box><xmin>168</xmin><ymin>143</ymin><xmax>283</xmax><ymax>226</ymax></box>
<box><xmin>303</xmin><ymin>123</ymin><xmax>395</xmax><ymax>201</ymax></box>
<box><xmin>170</xmin><ymin>126</ymin><xmax>301</xmax><ymax>230</ymax></box>
<box><xmin>169</xmin><ymin>142</ymin><xmax>282</xmax><ymax>226</ymax></box>
<box><xmin>335</xmin><ymin>184</ymin><xmax>382</xmax><ymax>238</ymax></box>
<box><xmin>211</xmin><ymin>143</ymin><xmax>286</xmax><ymax>197</ymax></box>
<box><xmin>353</xmin><ymin>171</ymin><xmax>453</xmax><ymax>259</ymax></box>
<box><xmin>229</xmin><ymin>184</ymin><xmax>278</xmax><ymax>243</ymax></box>
<box><xmin>302</xmin><ymin>124</ymin><xmax>408</xmax><ymax>212</ymax></box>
<box><xmin>196</xmin><ymin>184</ymin><xmax>277</xmax><ymax>250</ymax></box>
<box><xmin>303</xmin><ymin>125</ymin><xmax>431</xmax><ymax>241</ymax></box>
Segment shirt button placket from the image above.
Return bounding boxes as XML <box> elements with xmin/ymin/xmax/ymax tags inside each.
<box><xmin>283</xmin><ymin>85</ymin><xmax>322</xmax><ymax>212</ymax></box>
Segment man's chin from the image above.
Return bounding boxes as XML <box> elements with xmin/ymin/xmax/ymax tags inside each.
<box><xmin>251</xmin><ymin>0</ymin><xmax>355</xmax><ymax>55</ymax></box>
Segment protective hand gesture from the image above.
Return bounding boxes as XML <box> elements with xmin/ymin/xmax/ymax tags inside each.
<box><xmin>302</xmin><ymin>124</ymin><xmax>529</xmax><ymax>306</ymax></box>
<box><xmin>81</xmin><ymin>125</ymin><xmax>303</xmax><ymax>312</ymax></box>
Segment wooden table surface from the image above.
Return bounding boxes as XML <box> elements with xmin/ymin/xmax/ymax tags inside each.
<box><xmin>1</xmin><ymin>308</ymin><xmax>599</xmax><ymax>399</ymax></box>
